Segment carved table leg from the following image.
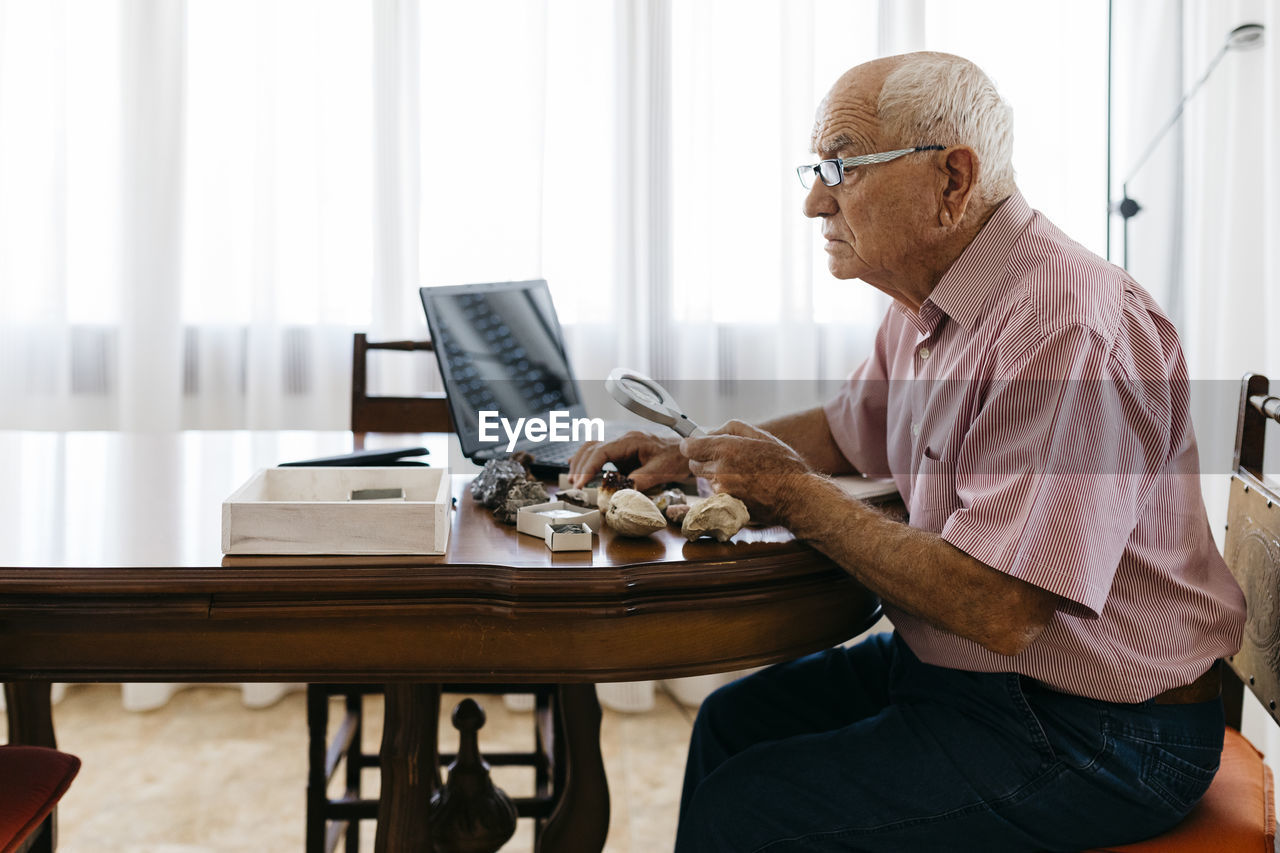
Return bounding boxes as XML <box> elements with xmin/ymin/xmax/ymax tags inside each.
<box><xmin>5</xmin><ymin>682</ymin><xmax>58</xmax><ymax>853</ymax></box>
<box><xmin>431</xmin><ymin>698</ymin><xmax>518</xmax><ymax>853</ymax></box>
<box><xmin>374</xmin><ymin>683</ymin><xmax>442</xmax><ymax>853</ymax></box>
<box><xmin>537</xmin><ymin>684</ymin><xmax>609</xmax><ymax>853</ymax></box>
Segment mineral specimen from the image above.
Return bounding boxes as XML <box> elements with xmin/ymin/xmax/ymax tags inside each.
<box><xmin>470</xmin><ymin>458</ymin><xmax>530</xmax><ymax>508</ymax></box>
<box><xmin>653</xmin><ymin>488</ymin><xmax>687</xmax><ymax>512</ymax></box>
<box><xmin>494</xmin><ymin>479</ymin><xmax>550</xmax><ymax>524</ymax></box>
<box><xmin>597</xmin><ymin>470</ymin><xmax>635</xmax><ymax>512</ymax></box>
<box><xmin>682</xmin><ymin>494</ymin><xmax>750</xmax><ymax>542</ymax></box>
<box><xmin>558</xmin><ymin>488</ymin><xmax>595</xmax><ymax>508</ymax></box>
<box><xmin>604</xmin><ymin>489</ymin><xmax>666</xmax><ymax>537</ymax></box>
<box><xmin>549</xmin><ymin>523</ymin><xmax>587</xmax><ymax>535</ymax></box>
<box><xmin>664</xmin><ymin>503</ymin><xmax>691</xmax><ymax>524</ymax></box>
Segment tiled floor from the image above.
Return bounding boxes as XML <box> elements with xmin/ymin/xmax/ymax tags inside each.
<box><xmin>4</xmin><ymin>683</ymin><xmax>695</xmax><ymax>852</ymax></box>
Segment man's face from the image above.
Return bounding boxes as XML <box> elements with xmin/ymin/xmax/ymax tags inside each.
<box><xmin>803</xmin><ymin>64</ymin><xmax>938</xmax><ymax>293</ymax></box>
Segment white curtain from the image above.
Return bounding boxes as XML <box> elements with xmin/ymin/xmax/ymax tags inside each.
<box><xmin>1</xmin><ymin>0</ymin><xmax>1110</xmax><ymax>432</ymax></box>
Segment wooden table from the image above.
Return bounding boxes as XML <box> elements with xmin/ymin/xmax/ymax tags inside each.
<box><xmin>0</xmin><ymin>431</ymin><xmax>879</xmax><ymax>851</ymax></box>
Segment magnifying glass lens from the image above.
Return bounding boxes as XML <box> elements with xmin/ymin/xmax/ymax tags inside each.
<box><xmin>620</xmin><ymin>377</ymin><xmax>663</xmax><ymax>405</ymax></box>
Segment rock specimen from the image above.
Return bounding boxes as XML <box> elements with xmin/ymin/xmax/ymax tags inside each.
<box><xmin>470</xmin><ymin>458</ymin><xmax>530</xmax><ymax>509</ymax></box>
<box><xmin>682</xmin><ymin>494</ymin><xmax>750</xmax><ymax>542</ymax></box>
<box><xmin>549</xmin><ymin>523</ymin><xmax>587</xmax><ymax>535</ymax></box>
<box><xmin>664</xmin><ymin>503</ymin><xmax>691</xmax><ymax>524</ymax></box>
<box><xmin>653</xmin><ymin>488</ymin><xmax>686</xmax><ymax>512</ymax></box>
<box><xmin>604</xmin><ymin>489</ymin><xmax>666</xmax><ymax>537</ymax></box>
<box><xmin>597</xmin><ymin>470</ymin><xmax>635</xmax><ymax>512</ymax></box>
<box><xmin>494</xmin><ymin>479</ymin><xmax>550</xmax><ymax>524</ymax></box>
<box><xmin>558</xmin><ymin>488</ymin><xmax>594</xmax><ymax>508</ymax></box>
<box><xmin>510</xmin><ymin>450</ymin><xmax>537</xmax><ymax>471</ymax></box>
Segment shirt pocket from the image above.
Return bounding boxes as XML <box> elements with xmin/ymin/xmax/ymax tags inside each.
<box><xmin>908</xmin><ymin>447</ymin><xmax>959</xmax><ymax>531</ymax></box>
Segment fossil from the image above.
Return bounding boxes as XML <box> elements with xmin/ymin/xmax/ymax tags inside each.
<box><xmin>604</xmin><ymin>489</ymin><xmax>666</xmax><ymax>537</ymax></box>
<box><xmin>682</xmin><ymin>494</ymin><xmax>750</xmax><ymax>542</ymax></box>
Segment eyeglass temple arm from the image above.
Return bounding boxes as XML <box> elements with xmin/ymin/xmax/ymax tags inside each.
<box><xmin>840</xmin><ymin>145</ymin><xmax>946</xmax><ymax>168</ymax></box>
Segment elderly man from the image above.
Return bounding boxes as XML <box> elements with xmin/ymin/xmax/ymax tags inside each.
<box><xmin>568</xmin><ymin>52</ymin><xmax>1244</xmax><ymax>851</ymax></box>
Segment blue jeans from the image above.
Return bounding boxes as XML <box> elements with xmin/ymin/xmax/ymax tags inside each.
<box><xmin>676</xmin><ymin>632</ymin><xmax>1224</xmax><ymax>852</ymax></box>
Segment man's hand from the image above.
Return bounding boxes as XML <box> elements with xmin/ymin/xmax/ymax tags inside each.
<box><xmin>567</xmin><ymin>431</ymin><xmax>693</xmax><ymax>491</ymax></box>
<box><xmin>680</xmin><ymin>420</ymin><xmax>814</xmax><ymax>525</ymax></box>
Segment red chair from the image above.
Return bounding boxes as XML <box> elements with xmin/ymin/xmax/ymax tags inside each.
<box><xmin>0</xmin><ymin>745</ymin><xmax>80</xmax><ymax>853</ymax></box>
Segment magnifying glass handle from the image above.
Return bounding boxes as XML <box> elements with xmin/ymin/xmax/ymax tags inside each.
<box><xmin>673</xmin><ymin>418</ymin><xmax>705</xmax><ymax>439</ymax></box>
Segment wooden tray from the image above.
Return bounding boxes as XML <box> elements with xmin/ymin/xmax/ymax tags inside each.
<box><xmin>221</xmin><ymin>466</ymin><xmax>451</xmax><ymax>555</ymax></box>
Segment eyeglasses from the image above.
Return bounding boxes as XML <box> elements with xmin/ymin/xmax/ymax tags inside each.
<box><xmin>796</xmin><ymin>145</ymin><xmax>946</xmax><ymax>189</ymax></box>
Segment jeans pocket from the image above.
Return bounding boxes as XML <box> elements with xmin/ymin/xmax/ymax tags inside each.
<box><xmin>1140</xmin><ymin>741</ymin><xmax>1220</xmax><ymax>814</ymax></box>
<box><xmin>1014</xmin><ymin>679</ymin><xmax>1110</xmax><ymax>771</ymax></box>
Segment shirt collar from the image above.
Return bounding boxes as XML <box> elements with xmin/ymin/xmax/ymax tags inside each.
<box><xmin>906</xmin><ymin>190</ymin><xmax>1034</xmax><ymax>334</ymax></box>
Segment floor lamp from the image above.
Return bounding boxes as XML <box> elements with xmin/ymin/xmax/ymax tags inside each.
<box><xmin>1109</xmin><ymin>21</ymin><xmax>1265</xmax><ymax>269</ymax></box>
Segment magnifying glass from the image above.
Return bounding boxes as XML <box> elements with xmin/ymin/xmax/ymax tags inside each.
<box><xmin>605</xmin><ymin>368</ymin><xmax>706</xmax><ymax>438</ymax></box>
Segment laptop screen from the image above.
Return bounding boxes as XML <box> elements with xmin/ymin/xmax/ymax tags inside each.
<box><xmin>419</xmin><ymin>280</ymin><xmax>588</xmax><ymax>459</ymax></box>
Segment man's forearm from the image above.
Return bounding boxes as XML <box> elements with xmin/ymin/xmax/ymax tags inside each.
<box><xmin>758</xmin><ymin>407</ymin><xmax>857</xmax><ymax>476</ymax></box>
<box><xmin>780</xmin><ymin>472</ymin><xmax>1057</xmax><ymax>656</ymax></box>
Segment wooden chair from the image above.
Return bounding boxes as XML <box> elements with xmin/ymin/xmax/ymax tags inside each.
<box><xmin>349</xmin><ymin>334</ymin><xmax>453</xmax><ymax>442</ymax></box>
<box><xmin>0</xmin><ymin>744</ymin><xmax>80</xmax><ymax>853</ymax></box>
<box><xmin>1085</xmin><ymin>372</ymin><xmax>1280</xmax><ymax>852</ymax></box>
<box><xmin>303</xmin><ymin>334</ymin><xmax>566</xmax><ymax>853</ymax></box>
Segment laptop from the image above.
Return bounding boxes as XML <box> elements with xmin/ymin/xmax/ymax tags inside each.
<box><xmin>419</xmin><ymin>279</ymin><xmax>607</xmax><ymax>474</ymax></box>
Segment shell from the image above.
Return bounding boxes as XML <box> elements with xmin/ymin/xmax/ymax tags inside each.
<box><xmin>604</xmin><ymin>489</ymin><xmax>666</xmax><ymax>537</ymax></box>
<box><xmin>682</xmin><ymin>494</ymin><xmax>750</xmax><ymax>542</ymax></box>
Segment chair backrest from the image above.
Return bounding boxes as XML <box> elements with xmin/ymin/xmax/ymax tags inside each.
<box><xmin>350</xmin><ymin>333</ymin><xmax>454</xmax><ymax>435</ymax></box>
<box><xmin>1224</xmin><ymin>372</ymin><xmax>1280</xmax><ymax>726</ymax></box>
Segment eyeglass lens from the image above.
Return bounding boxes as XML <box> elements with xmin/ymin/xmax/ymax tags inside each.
<box><xmin>799</xmin><ymin>160</ymin><xmax>844</xmax><ymax>189</ymax></box>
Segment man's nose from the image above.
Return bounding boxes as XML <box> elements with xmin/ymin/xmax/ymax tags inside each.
<box><xmin>802</xmin><ymin>181</ymin><xmax>835</xmax><ymax>219</ymax></box>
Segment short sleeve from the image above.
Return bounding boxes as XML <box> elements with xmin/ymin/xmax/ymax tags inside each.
<box><xmin>940</xmin><ymin>323</ymin><xmax>1171</xmax><ymax>617</ymax></box>
<box><xmin>823</xmin><ymin>317</ymin><xmax>894</xmax><ymax>478</ymax></box>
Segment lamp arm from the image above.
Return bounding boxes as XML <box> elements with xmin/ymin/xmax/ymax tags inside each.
<box><xmin>1119</xmin><ymin>42</ymin><xmax>1229</xmax><ymax>188</ymax></box>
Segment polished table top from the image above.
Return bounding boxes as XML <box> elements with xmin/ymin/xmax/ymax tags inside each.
<box><xmin>0</xmin><ymin>430</ymin><xmax>878</xmax><ymax>684</ymax></box>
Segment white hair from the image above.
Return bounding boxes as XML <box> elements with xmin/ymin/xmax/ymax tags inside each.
<box><xmin>877</xmin><ymin>53</ymin><xmax>1015</xmax><ymax>207</ymax></box>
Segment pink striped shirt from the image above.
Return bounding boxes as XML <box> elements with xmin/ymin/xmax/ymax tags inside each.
<box><xmin>823</xmin><ymin>191</ymin><xmax>1244</xmax><ymax>703</ymax></box>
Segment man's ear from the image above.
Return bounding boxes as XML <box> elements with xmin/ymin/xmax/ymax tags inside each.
<box><xmin>937</xmin><ymin>146</ymin><xmax>978</xmax><ymax>227</ymax></box>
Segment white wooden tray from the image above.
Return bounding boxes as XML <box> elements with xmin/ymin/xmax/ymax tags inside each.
<box><xmin>221</xmin><ymin>467</ymin><xmax>451</xmax><ymax>555</ymax></box>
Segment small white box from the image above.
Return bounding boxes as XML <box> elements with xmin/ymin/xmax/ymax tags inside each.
<box><xmin>221</xmin><ymin>467</ymin><xmax>451</xmax><ymax>555</ymax></box>
<box><xmin>544</xmin><ymin>522</ymin><xmax>594</xmax><ymax>552</ymax></box>
<box><xmin>516</xmin><ymin>501</ymin><xmax>602</xmax><ymax>538</ymax></box>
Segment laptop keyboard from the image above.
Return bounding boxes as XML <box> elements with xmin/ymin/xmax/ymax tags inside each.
<box><xmin>529</xmin><ymin>441</ymin><xmax>580</xmax><ymax>465</ymax></box>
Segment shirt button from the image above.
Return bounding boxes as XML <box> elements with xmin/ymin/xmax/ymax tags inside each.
<box><xmin>919</xmin><ymin>347</ymin><xmax>931</xmax><ymax>360</ymax></box>
<box><xmin>911</xmin><ymin>422</ymin><xmax>921</xmax><ymax>437</ymax></box>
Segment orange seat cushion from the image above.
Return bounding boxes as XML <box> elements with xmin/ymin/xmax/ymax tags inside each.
<box><xmin>0</xmin><ymin>745</ymin><xmax>81</xmax><ymax>853</ymax></box>
<box><xmin>1088</xmin><ymin>727</ymin><xmax>1275</xmax><ymax>852</ymax></box>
